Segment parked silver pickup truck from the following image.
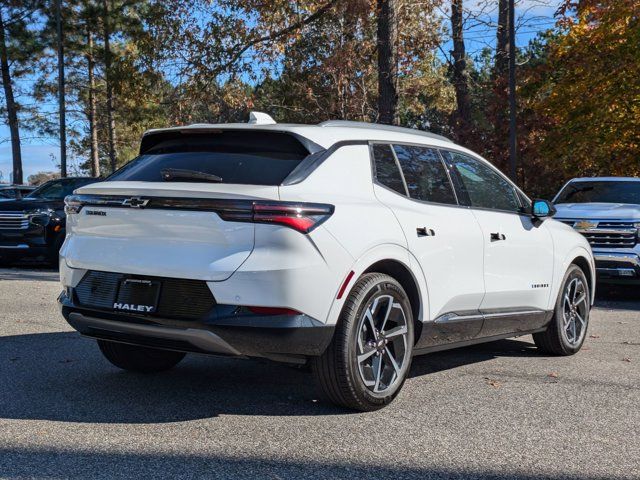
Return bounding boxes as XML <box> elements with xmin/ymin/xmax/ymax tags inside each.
<box><xmin>554</xmin><ymin>177</ymin><xmax>640</xmax><ymax>284</ymax></box>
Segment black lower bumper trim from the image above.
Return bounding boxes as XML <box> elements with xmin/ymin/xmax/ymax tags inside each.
<box><xmin>67</xmin><ymin>313</ymin><xmax>243</xmax><ymax>356</ymax></box>
<box><xmin>60</xmin><ymin>296</ymin><xmax>335</xmax><ymax>359</ymax></box>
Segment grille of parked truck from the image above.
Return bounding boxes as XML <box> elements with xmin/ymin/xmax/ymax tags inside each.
<box><xmin>554</xmin><ymin>178</ymin><xmax>640</xmax><ymax>283</ymax></box>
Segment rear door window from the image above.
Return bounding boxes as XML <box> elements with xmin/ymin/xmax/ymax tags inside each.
<box><xmin>371</xmin><ymin>143</ymin><xmax>407</xmax><ymax>195</ymax></box>
<box><xmin>393</xmin><ymin>145</ymin><xmax>457</xmax><ymax>204</ymax></box>
<box><xmin>108</xmin><ymin>131</ymin><xmax>311</xmax><ymax>186</ymax></box>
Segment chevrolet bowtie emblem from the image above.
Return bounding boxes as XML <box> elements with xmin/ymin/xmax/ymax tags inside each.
<box><xmin>574</xmin><ymin>220</ymin><xmax>598</xmax><ymax>230</ymax></box>
<box><xmin>122</xmin><ymin>197</ymin><xmax>150</xmax><ymax>208</ymax></box>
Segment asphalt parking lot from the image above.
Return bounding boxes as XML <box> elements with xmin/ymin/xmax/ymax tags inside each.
<box><xmin>1</xmin><ymin>266</ymin><xmax>639</xmax><ymax>480</ymax></box>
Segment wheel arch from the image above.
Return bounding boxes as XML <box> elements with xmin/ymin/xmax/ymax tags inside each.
<box><xmin>552</xmin><ymin>246</ymin><xmax>596</xmax><ymax>308</ymax></box>
<box><xmin>325</xmin><ymin>243</ymin><xmax>429</xmax><ymax>338</ymax></box>
<box><xmin>363</xmin><ymin>259</ymin><xmax>422</xmax><ymax>341</ymax></box>
<box><xmin>570</xmin><ymin>255</ymin><xmax>595</xmax><ymax>305</ymax></box>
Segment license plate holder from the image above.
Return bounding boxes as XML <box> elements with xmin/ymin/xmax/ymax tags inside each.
<box><xmin>114</xmin><ymin>278</ymin><xmax>161</xmax><ymax>314</ymax></box>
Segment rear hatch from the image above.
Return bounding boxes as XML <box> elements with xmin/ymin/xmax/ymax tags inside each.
<box><xmin>63</xmin><ymin>129</ymin><xmax>314</xmax><ymax>281</ymax></box>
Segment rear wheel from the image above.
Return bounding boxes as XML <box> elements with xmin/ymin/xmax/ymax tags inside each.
<box><xmin>534</xmin><ymin>264</ymin><xmax>590</xmax><ymax>355</ymax></box>
<box><xmin>312</xmin><ymin>273</ymin><xmax>414</xmax><ymax>411</ymax></box>
<box><xmin>97</xmin><ymin>340</ymin><xmax>186</xmax><ymax>373</ymax></box>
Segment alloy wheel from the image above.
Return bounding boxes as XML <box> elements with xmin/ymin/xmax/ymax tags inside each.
<box><xmin>561</xmin><ymin>277</ymin><xmax>589</xmax><ymax>346</ymax></box>
<box><xmin>356</xmin><ymin>294</ymin><xmax>410</xmax><ymax>395</ymax></box>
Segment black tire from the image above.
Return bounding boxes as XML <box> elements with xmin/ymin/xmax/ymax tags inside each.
<box><xmin>311</xmin><ymin>273</ymin><xmax>414</xmax><ymax>411</ymax></box>
<box><xmin>97</xmin><ymin>340</ymin><xmax>186</xmax><ymax>373</ymax></box>
<box><xmin>534</xmin><ymin>264</ymin><xmax>590</xmax><ymax>355</ymax></box>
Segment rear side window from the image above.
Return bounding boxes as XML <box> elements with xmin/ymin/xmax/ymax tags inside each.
<box><xmin>443</xmin><ymin>151</ymin><xmax>520</xmax><ymax>212</ymax></box>
<box><xmin>393</xmin><ymin>145</ymin><xmax>457</xmax><ymax>204</ymax></box>
<box><xmin>0</xmin><ymin>189</ymin><xmax>17</xmax><ymax>199</ymax></box>
<box><xmin>371</xmin><ymin>144</ymin><xmax>407</xmax><ymax>195</ymax></box>
<box><xmin>108</xmin><ymin>131</ymin><xmax>311</xmax><ymax>185</ymax></box>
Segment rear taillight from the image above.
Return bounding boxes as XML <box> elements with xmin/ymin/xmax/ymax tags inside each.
<box><xmin>63</xmin><ymin>195</ymin><xmax>333</xmax><ymax>234</ymax></box>
<box><xmin>219</xmin><ymin>201</ymin><xmax>334</xmax><ymax>234</ymax></box>
<box><xmin>64</xmin><ymin>196</ymin><xmax>83</xmax><ymax>215</ymax></box>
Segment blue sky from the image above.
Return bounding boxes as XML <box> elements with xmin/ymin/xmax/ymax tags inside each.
<box><xmin>0</xmin><ymin>0</ymin><xmax>560</xmax><ymax>183</ymax></box>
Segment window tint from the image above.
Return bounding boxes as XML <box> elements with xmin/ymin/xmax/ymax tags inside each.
<box><xmin>444</xmin><ymin>151</ymin><xmax>520</xmax><ymax>212</ymax></box>
<box><xmin>28</xmin><ymin>178</ymin><xmax>95</xmax><ymax>200</ymax></box>
<box><xmin>555</xmin><ymin>181</ymin><xmax>640</xmax><ymax>204</ymax></box>
<box><xmin>372</xmin><ymin>144</ymin><xmax>406</xmax><ymax>195</ymax></box>
<box><xmin>517</xmin><ymin>190</ymin><xmax>532</xmax><ymax>209</ymax></box>
<box><xmin>0</xmin><ymin>189</ymin><xmax>17</xmax><ymax>199</ymax></box>
<box><xmin>109</xmin><ymin>131</ymin><xmax>310</xmax><ymax>185</ymax></box>
<box><xmin>393</xmin><ymin>145</ymin><xmax>457</xmax><ymax>204</ymax></box>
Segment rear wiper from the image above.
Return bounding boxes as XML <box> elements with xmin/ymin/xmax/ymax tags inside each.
<box><xmin>161</xmin><ymin>168</ymin><xmax>223</xmax><ymax>183</ymax></box>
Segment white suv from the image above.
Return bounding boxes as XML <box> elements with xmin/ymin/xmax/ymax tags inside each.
<box><xmin>59</xmin><ymin>114</ymin><xmax>595</xmax><ymax>411</ymax></box>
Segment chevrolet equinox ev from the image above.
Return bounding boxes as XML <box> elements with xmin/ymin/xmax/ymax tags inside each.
<box><xmin>59</xmin><ymin>113</ymin><xmax>595</xmax><ymax>411</ymax></box>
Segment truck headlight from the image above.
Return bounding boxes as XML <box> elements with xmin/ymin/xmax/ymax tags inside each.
<box><xmin>26</xmin><ymin>208</ymin><xmax>56</xmax><ymax>227</ymax></box>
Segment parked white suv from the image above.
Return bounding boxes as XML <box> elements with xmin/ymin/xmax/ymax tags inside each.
<box><xmin>59</xmin><ymin>114</ymin><xmax>595</xmax><ymax>411</ymax></box>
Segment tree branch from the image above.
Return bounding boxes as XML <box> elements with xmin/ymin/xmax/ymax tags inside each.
<box><xmin>217</xmin><ymin>0</ymin><xmax>338</xmax><ymax>73</ymax></box>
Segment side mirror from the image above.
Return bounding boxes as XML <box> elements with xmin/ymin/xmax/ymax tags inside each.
<box><xmin>531</xmin><ymin>199</ymin><xmax>556</xmax><ymax>219</ymax></box>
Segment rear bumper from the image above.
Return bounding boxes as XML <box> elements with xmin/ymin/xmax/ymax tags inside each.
<box><xmin>59</xmin><ymin>292</ymin><xmax>334</xmax><ymax>362</ymax></box>
<box><xmin>593</xmin><ymin>250</ymin><xmax>640</xmax><ymax>283</ymax></box>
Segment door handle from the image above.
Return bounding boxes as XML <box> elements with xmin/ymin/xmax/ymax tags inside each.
<box><xmin>417</xmin><ymin>227</ymin><xmax>436</xmax><ymax>237</ymax></box>
<box><xmin>490</xmin><ymin>232</ymin><xmax>506</xmax><ymax>241</ymax></box>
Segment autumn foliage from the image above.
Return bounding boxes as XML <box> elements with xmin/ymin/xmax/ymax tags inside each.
<box><xmin>519</xmin><ymin>0</ymin><xmax>640</xmax><ymax>195</ymax></box>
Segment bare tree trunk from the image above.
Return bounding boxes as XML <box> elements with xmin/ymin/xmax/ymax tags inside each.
<box><xmin>495</xmin><ymin>0</ymin><xmax>508</xmax><ymax>80</ymax></box>
<box><xmin>492</xmin><ymin>0</ymin><xmax>509</xmax><ymax>172</ymax></box>
<box><xmin>86</xmin><ymin>30</ymin><xmax>100</xmax><ymax>177</ymax></box>
<box><xmin>451</xmin><ymin>0</ymin><xmax>471</xmax><ymax>141</ymax></box>
<box><xmin>508</xmin><ymin>0</ymin><xmax>517</xmax><ymax>180</ymax></box>
<box><xmin>0</xmin><ymin>9</ymin><xmax>23</xmax><ymax>184</ymax></box>
<box><xmin>55</xmin><ymin>0</ymin><xmax>67</xmax><ymax>177</ymax></box>
<box><xmin>376</xmin><ymin>0</ymin><xmax>398</xmax><ymax>125</ymax></box>
<box><xmin>102</xmin><ymin>0</ymin><xmax>117</xmax><ymax>173</ymax></box>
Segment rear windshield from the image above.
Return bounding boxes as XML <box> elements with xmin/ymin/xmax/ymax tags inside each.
<box><xmin>108</xmin><ymin>131</ymin><xmax>311</xmax><ymax>185</ymax></box>
<box><xmin>555</xmin><ymin>181</ymin><xmax>640</xmax><ymax>204</ymax></box>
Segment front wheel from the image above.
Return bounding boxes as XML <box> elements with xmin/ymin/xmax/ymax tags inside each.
<box><xmin>97</xmin><ymin>340</ymin><xmax>186</xmax><ymax>373</ymax></box>
<box><xmin>312</xmin><ymin>273</ymin><xmax>414</xmax><ymax>411</ymax></box>
<box><xmin>534</xmin><ymin>264</ymin><xmax>590</xmax><ymax>355</ymax></box>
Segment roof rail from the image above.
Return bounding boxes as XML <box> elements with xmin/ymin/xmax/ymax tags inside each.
<box><xmin>318</xmin><ymin>120</ymin><xmax>451</xmax><ymax>143</ymax></box>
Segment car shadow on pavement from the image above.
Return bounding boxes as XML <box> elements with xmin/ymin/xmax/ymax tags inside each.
<box><xmin>409</xmin><ymin>338</ymin><xmax>539</xmax><ymax>378</ymax></box>
<box><xmin>594</xmin><ymin>286</ymin><xmax>640</xmax><ymax>312</ymax></box>
<box><xmin>0</xmin><ymin>447</ymin><xmax>615</xmax><ymax>480</ymax></box>
<box><xmin>0</xmin><ymin>268</ymin><xmax>59</xmax><ymax>282</ymax></box>
<box><xmin>1</xmin><ymin>331</ymin><xmax>542</xmax><ymax>424</ymax></box>
<box><xmin>0</xmin><ymin>331</ymin><xmax>342</xmax><ymax>423</ymax></box>
<box><xmin>0</xmin><ymin>260</ymin><xmax>58</xmax><ymax>282</ymax></box>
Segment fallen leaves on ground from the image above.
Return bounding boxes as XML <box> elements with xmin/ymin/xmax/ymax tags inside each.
<box><xmin>484</xmin><ymin>377</ymin><xmax>502</xmax><ymax>389</ymax></box>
